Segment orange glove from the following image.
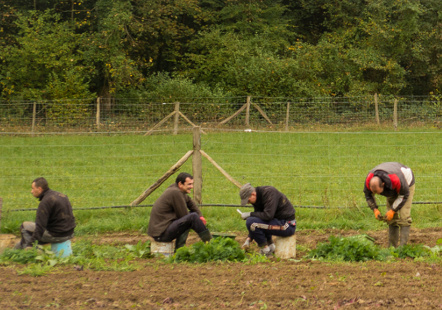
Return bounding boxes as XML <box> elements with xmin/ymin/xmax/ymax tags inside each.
<box><xmin>385</xmin><ymin>210</ymin><xmax>395</xmax><ymax>221</ymax></box>
<box><xmin>200</xmin><ymin>216</ymin><xmax>207</xmax><ymax>226</ymax></box>
<box><xmin>373</xmin><ymin>209</ymin><xmax>381</xmax><ymax>220</ymax></box>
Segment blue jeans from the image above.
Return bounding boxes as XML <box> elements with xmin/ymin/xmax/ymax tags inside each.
<box><xmin>246</xmin><ymin>217</ymin><xmax>296</xmax><ymax>247</ymax></box>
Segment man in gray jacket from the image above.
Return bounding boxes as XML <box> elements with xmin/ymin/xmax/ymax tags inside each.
<box><xmin>148</xmin><ymin>172</ymin><xmax>211</xmax><ymax>251</ymax></box>
<box><xmin>15</xmin><ymin>177</ymin><xmax>76</xmax><ymax>249</ymax></box>
<box><xmin>364</xmin><ymin>162</ymin><xmax>415</xmax><ymax>247</ymax></box>
<box><xmin>239</xmin><ymin>183</ymin><xmax>296</xmax><ymax>256</ymax></box>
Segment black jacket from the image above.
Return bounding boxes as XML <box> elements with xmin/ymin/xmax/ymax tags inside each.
<box><xmin>32</xmin><ymin>189</ymin><xmax>76</xmax><ymax>243</ymax></box>
<box><xmin>251</xmin><ymin>186</ymin><xmax>295</xmax><ymax>221</ymax></box>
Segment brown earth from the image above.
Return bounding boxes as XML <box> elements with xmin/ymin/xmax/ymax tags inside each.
<box><xmin>0</xmin><ymin>227</ymin><xmax>441</xmax><ymax>309</ymax></box>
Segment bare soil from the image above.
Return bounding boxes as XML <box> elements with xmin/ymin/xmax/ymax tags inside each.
<box><xmin>1</xmin><ymin>227</ymin><xmax>441</xmax><ymax>309</ymax></box>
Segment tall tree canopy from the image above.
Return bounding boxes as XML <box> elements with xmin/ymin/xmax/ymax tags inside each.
<box><xmin>0</xmin><ymin>0</ymin><xmax>440</xmax><ymax>100</ymax></box>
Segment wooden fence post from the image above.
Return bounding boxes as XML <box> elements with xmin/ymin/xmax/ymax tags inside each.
<box><xmin>173</xmin><ymin>102</ymin><xmax>180</xmax><ymax>135</ymax></box>
<box><xmin>285</xmin><ymin>102</ymin><xmax>290</xmax><ymax>131</ymax></box>
<box><xmin>192</xmin><ymin>126</ymin><xmax>203</xmax><ymax>205</ymax></box>
<box><xmin>374</xmin><ymin>93</ymin><xmax>380</xmax><ymax>126</ymax></box>
<box><xmin>31</xmin><ymin>102</ymin><xmax>36</xmax><ymax>135</ymax></box>
<box><xmin>245</xmin><ymin>96</ymin><xmax>251</xmax><ymax>126</ymax></box>
<box><xmin>96</xmin><ymin>97</ymin><xmax>101</xmax><ymax>130</ymax></box>
<box><xmin>393</xmin><ymin>98</ymin><xmax>398</xmax><ymax>130</ymax></box>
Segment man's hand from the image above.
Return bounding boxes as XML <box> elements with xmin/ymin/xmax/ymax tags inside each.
<box><xmin>385</xmin><ymin>210</ymin><xmax>395</xmax><ymax>221</ymax></box>
<box><xmin>373</xmin><ymin>209</ymin><xmax>381</xmax><ymax>220</ymax></box>
<box><xmin>241</xmin><ymin>212</ymin><xmax>251</xmax><ymax>220</ymax></box>
<box><xmin>200</xmin><ymin>216</ymin><xmax>207</xmax><ymax>226</ymax></box>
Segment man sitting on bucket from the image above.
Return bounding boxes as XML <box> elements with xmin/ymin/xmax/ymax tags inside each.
<box><xmin>148</xmin><ymin>172</ymin><xmax>212</xmax><ymax>251</ymax></box>
<box><xmin>15</xmin><ymin>177</ymin><xmax>76</xmax><ymax>249</ymax></box>
<box><xmin>238</xmin><ymin>183</ymin><xmax>296</xmax><ymax>256</ymax></box>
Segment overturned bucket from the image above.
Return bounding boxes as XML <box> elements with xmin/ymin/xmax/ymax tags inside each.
<box><xmin>151</xmin><ymin>240</ymin><xmax>175</xmax><ymax>257</ymax></box>
<box><xmin>51</xmin><ymin>240</ymin><xmax>73</xmax><ymax>257</ymax></box>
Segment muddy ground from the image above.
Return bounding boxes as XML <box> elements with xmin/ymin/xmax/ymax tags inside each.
<box><xmin>0</xmin><ymin>227</ymin><xmax>441</xmax><ymax>309</ymax></box>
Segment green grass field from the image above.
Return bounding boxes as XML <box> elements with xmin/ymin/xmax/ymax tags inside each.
<box><xmin>0</xmin><ymin>129</ymin><xmax>440</xmax><ymax>236</ymax></box>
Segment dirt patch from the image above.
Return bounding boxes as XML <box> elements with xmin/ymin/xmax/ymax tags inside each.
<box><xmin>0</xmin><ymin>227</ymin><xmax>441</xmax><ymax>309</ymax></box>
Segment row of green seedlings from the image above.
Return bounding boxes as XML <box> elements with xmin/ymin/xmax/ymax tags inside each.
<box><xmin>1</xmin><ymin>236</ymin><xmax>441</xmax><ymax>276</ymax></box>
<box><xmin>308</xmin><ymin>234</ymin><xmax>442</xmax><ymax>262</ymax></box>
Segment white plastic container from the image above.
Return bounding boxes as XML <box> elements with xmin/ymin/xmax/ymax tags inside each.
<box><xmin>151</xmin><ymin>240</ymin><xmax>175</xmax><ymax>256</ymax></box>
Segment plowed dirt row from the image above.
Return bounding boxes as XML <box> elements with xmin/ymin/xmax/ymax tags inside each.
<box><xmin>1</xmin><ymin>227</ymin><xmax>441</xmax><ymax>309</ymax></box>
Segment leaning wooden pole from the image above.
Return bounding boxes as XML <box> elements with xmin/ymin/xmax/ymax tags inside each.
<box><xmin>130</xmin><ymin>150</ymin><xmax>194</xmax><ymax>206</ymax></box>
<box><xmin>200</xmin><ymin>150</ymin><xmax>242</xmax><ymax>188</ymax></box>
<box><xmin>218</xmin><ymin>103</ymin><xmax>247</xmax><ymax>126</ymax></box>
<box><xmin>252</xmin><ymin>103</ymin><xmax>273</xmax><ymax>124</ymax></box>
<box><xmin>178</xmin><ymin>112</ymin><xmax>207</xmax><ymax>134</ymax></box>
<box><xmin>144</xmin><ymin>111</ymin><xmax>177</xmax><ymax>136</ymax></box>
<box><xmin>192</xmin><ymin>127</ymin><xmax>203</xmax><ymax>205</ymax></box>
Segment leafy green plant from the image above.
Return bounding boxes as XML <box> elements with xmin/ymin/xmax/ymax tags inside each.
<box><xmin>308</xmin><ymin>235</ymin><xmax>388</xmax><ymax>262</ymax></box>
<box><xmin>125</xmin><ymin>241</ymin><xmax>151</xmax><ymax>259</ymax></box>
<box><xmin>0</xmin><ymin>240</ymin><xmax>153</xmax><ymax>275</ymax></box>
<box><xmin>0</xmin><ymin>248</ymin><xmax>41</xmax><ymax>265</ymax></box>
<box><xmin>168</xmin><ymin>237</ymin><xmax>246</xmax><ymax>263</ymax></box>
<box><xmin>392</xmin><ymin>244</ymin><xmax>430</xmax><ymax>259</ymax></box>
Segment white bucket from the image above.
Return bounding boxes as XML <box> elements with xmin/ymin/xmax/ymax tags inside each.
<box><xmin>151</xmin><ymin>241</ymin><xmax>175</xmax><ymax>256</ymax></box>
<box><xmin>274</xmin><ymin>234</ymin><xmax>296</xmax><ymax>259</ymax></box>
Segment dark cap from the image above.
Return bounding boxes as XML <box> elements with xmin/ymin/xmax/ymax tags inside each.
<box><xmin>239</xmin><ymin>183</ymin><xmax>255</xmax><ymax>206</ymax></box>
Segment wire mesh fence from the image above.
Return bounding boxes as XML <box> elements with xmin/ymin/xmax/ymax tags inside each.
<box><xmin>1</xmin><ymin>95</ymin><xmax>440</xmax><ymax>134</ymax></box>
<box><xmin>0</xmin><ymin>131</ymin><xmax>440</xmax><ymax>212</ymax></box>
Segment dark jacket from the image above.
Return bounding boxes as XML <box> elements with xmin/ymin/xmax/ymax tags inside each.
<box><xmin>363</xmin><ymin>162</ymin><xmax>415</xmax><ymax>211</ymax></box>
<box><xmin>147</xmin><ymin>183</ymin><xmax>202</xmax><ymax>238</ymax></box>
<box><xmin>32</xmin><ymin>189</ymin><xmax>76</xmax><ymax>243</ymax></box>
<box><xmin>251</xmin><ymin>186</ymin><xmax>295</xmax><ymax>221</ymax></box>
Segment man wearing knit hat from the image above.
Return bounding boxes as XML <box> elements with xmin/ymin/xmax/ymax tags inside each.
<box><xmin>238</xmin><ymin>183</ymin><xmax>296</xmax><ymax>256</ymax></box>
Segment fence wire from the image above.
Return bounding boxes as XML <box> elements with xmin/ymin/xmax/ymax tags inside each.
<box><xmin>1</xmin><ymin>95</ymin><xmax>440</xmax><ymax>134</ymax></box>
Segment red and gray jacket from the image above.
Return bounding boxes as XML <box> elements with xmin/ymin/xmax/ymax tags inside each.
<box><xmin>363</xmin><ymin>162</ymin><xmax>415</xmax><ymax>211</ymax></box>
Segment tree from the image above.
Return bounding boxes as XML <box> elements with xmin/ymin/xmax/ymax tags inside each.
<box><xmin>0</xmin><ymin>10</ymin><xmax>94</xmax><ymax>100</ymax></box>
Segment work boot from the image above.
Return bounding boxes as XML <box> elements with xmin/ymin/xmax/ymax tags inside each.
<box><xmin>175</xmin><ymin>229</ymin><xmax>190</xmax><ymax>251</ymax></box>
<box><xmin>388</xmin><ymin>225</ymin><xmax>399</xmax><ymax>248</ymax></box>
<box><xmin>399</xmin><ymin>226</ymin><xmax>411</xmax><ymax>246</ymax></box>
<box><xmin>198</xmin><ymin>229</ymin><xmax>212</xmax><ymax>243</ymax></box>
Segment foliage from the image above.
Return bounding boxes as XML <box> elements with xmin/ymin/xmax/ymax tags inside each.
<box><xmin>0</xmin><ymin>247</ymin><xmax>41</xmax><ymax>264</ymax></box>
<box><xmin>1</xmin><ymin>0</ymin><xmax>440</xmax><ymax>100</ymax></box>
<box><xmin>168</xmin><ymin>237</ymin><xmax>246</xmax><ymax>263</ymax></box>
<box><xmin>0</xmin><ymin>240</ymin><xmax>152</xmax><ymax>276</ymax></box>
<box><xmin>308</xmin><ymin>235</ymin><xmax>387</xmax><ymax>262</ymax></box>
<box><xmin>392</xmin><ymin>244</ymin><xmax>429</xmax><ymax>259</ymax></box>
<box><xmin>308</xmin><ymin>235</ymin><xmax>440</xmax><ymax>262</ymax></box>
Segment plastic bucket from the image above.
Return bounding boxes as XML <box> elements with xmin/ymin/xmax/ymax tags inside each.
<box><xmin>151</xmin><ymin>241</ymin><xmax>175</xmax><ymax>256</ymax></box>
<box><xmin>51</xmin><ymin>240</ymin><xmax>73</xmax><ymax>257</ymax></box>
<box><xmin>274</xmin><ymin>234</ymin><xmax>296</xmax><ymax>259</ymax></box>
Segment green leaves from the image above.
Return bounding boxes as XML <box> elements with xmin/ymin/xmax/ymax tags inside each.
<box><xmin>308</xmin><ymin>235</ymin><xmax>439</xmax><ymax>262</ymax></box>
<box><xmin>308</xmin><ymin>235</ymin><xmax>383</xmax><ymax>262</ymax></box>
<box><xmin>169</xmin><ymin>237</ymin><xmax>246</xmax><ymax>263</ymax></box>
<box><xmin>0</xmin><ymin>240</ymin><xmax>152</xmax><ymax>276</ymax></box>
